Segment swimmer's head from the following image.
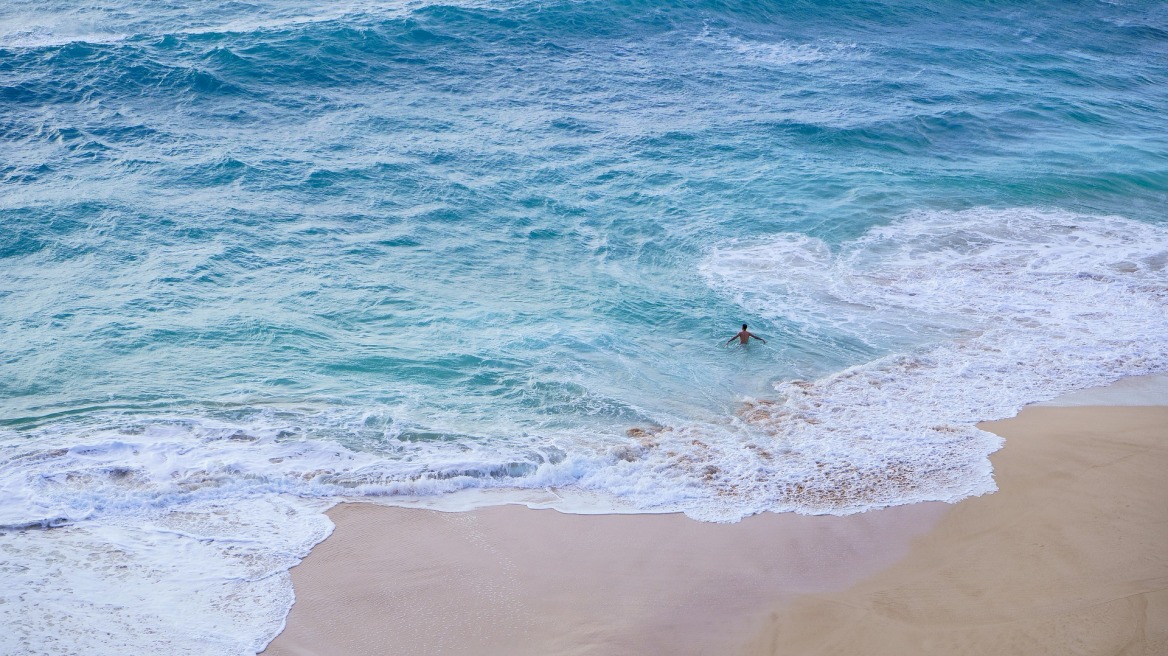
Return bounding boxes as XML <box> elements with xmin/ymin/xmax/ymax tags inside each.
<box><xmin>742</xmin><ymin>324</ymin><xmax>748</xmax><ymax>330</ymax></box>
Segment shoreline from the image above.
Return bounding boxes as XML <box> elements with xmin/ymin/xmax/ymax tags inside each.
<box><xmin>264</xmin><ymin>381</ymin><xmax>1168</xmax><ymax>655</ymax></box>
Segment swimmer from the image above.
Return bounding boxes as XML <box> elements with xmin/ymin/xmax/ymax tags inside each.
<box><xmin>727</xmin><ymin>323</ymin><xmax>766</xmax><ymax>345</ymax></box>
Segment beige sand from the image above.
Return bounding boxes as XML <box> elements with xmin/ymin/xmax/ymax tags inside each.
<box><xmin>743</xmin><ymin>406</ymin><xmax>1168</xmax><ymax>656</ymax></box>
<box><xmin>264</xmin><ymin>405</ymin><xmax>1168</xmax><ymax>656</ymax></box>
<box><xmin>262</xmin><ymin>500</ymin><xmax>946</xmax><ymax>655</ymax></box>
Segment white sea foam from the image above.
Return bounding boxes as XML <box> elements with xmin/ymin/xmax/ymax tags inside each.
<box><xmin>0</xmin><ymin>496</ymin><xmax>333</xmax><ymax>656</ymax></box>
<box><xmin>692</xmin><ymin>208</ymin><xmax>1168</xmax><ymax>518</ymax></box>
<box><xmin>695</xmin><ymin>26</ymin><xmax>865</xmax><ymax>67</ymax></box>
<box><xmin>0</xmin><ymin>412</ymin><xmax>571</xmax><ymax>532</ymax></box>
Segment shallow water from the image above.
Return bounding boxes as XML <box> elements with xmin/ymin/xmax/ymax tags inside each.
<box><xmin>2</xmin><ymin>0</ymin><xmax>1167</xmax><ymax>652</ymax></box>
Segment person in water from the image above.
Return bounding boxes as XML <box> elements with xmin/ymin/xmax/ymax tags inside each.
<box><xmin>727</xmin><ymin>323</ymin><xmax>766</xmax><ymax>345</ymax></box>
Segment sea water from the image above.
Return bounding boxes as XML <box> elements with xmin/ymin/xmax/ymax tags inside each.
<box><xmin>2</xmin><ymin>0</ymin><xmax>1166</xmax><ymax>652</ymax></box>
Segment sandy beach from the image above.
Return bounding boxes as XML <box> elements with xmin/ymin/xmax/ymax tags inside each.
<box><xmin>264</xmin><ymin>392</ymin><xmax>1168</xmax><ymax>655</ymax></box>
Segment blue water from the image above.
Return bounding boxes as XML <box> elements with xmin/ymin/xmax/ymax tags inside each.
<box><xmin>2</xmin><ymin>1</ymin><xmax>1167</xmax><ymax>652</ymax></box>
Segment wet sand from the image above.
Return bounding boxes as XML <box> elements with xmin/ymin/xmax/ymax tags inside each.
<box><xmin>264</xmin><ymin>400</ymin><xmax>1167</xmax><ymax>655</ymax></box>
<box><xmin>262</xmin><ymin>500</ymin><xmax>947</xmax><ymax>655</ymax></box>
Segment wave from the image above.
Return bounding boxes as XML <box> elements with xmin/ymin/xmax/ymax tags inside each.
<box><xmin>4</xmin><ymin>208</ymin><xmax>1164</xmax><ymax>533</ymax></box>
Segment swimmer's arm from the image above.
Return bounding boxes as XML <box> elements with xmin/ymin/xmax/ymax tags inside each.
<box><xmin>751</xmin><ymin>333</ymin><xmax>767</xmax><ymax>344</ymax></box>
<box><xmin>726</xmin><ymin>335</ymin><xmax>739</xmax><ymax>344</ymax></box>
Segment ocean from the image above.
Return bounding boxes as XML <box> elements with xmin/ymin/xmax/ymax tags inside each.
<box><xmin>2</xmin><ymin>0</ymin><xmax>1167</xmax><ymax>652</ymax></box>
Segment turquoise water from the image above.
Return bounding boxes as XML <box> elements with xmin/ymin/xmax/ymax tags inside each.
<box><xmin>2</xmin><ymin>0</ymin><xmax>1167</xmax><ymax>652</ymax></box>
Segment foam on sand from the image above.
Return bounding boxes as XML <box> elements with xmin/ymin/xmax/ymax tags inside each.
<box><xmin>263</xmin><ymin>403</ymin><xmax>1168</xmax><ymax>655</ymax></box>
